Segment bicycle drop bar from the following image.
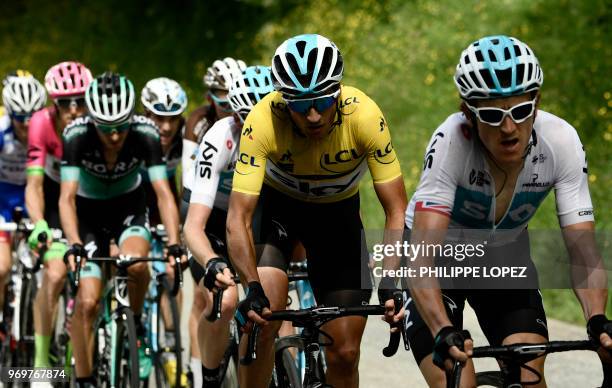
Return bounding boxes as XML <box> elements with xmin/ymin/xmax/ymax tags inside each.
<box><xmin>208</xmin><ymin>271</ymin><xmax>310</xmax><ymax>323</ymax></box>
<box><xmin>63</xmin><ymin>254</ymin><xmax>177</xmax><ymax>291</ymax></box>
<box><xmin>382</xmin><ymin>292</ymin><xmax>403</xmax><ymax>357</ymax></box>
<box><xmin>448</xmin><ymin>340</ymin><xmax>598</xmax><ymax>388</ymax></box>
<box><xmin>240</xmin><ymin>304</ymin><xmax>390</xmax><ymax>366</ymax></box>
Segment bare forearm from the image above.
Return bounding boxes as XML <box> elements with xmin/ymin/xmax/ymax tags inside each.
<box><xmin>574</xmin><ymin>288</ymin><xmax>608</xmax><ymax>320</ymax></box>
<box><xmin>184</xmin><ymin>220</ymin><xmax>217</xmax><ymax>266</ymax></box>
<box><xmin>564</xmin><ymin>223</ymin><xmax>609</xmax><ymax>320</ymax></box>
<box><xmin>381</xmin><ymin>211</ymin><xmax>406</xmax><ymax>272</ymax></box>
<box><xmin>158</xmin><ymin>197</ymin><xmax>181</xmax><ymax>245</ymax></box>
<box><xmin>226</xmin><ymin>214</ymin><xmax>259</xmax><ymax>283</ymax></box>
<box><xmin>25</xmin><ymin>180</ymin><xmax>45</xmax><ymax>222</ymax></box>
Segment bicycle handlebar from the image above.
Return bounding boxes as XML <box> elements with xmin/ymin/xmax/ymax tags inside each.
<box><xmin>63</xmin><ymin>252</ymin><xmax>171</xmax><ymax>291</ymax></box>
<box><xmin>448</xmin><ymin>340</ymin><xmax>599</xmax><ymax>388</ymax></box>
<box><xmin>382</xmin><ymin>292</ymin><xmax>403</xmax><ymax>357</ymax></box>
<box><xmin>240</xmin><ymin>301</ymin><xmax>400</xmax><ymax>366</ymax></box>
<box><xmin>207</xmin><ymin>270</ymin><xmax>309</xmax><ymax>323</ymax></box>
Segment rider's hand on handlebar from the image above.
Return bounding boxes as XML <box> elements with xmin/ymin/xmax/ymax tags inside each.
<box><xmin>204</xmin><ymin>257</ymin><xmax>235</xmax><ymax>292</ymax></box>
<box><xmin>432</xmin><ymin>326</ymin><xmax>473</xmax><ymax>371</ymax></box>
<box><xmin>587</xmin><ymin>314</ymin><xmax>612</xmax><ymax>362</ymax></box>
<box><xmin>378</xmin><ymin>278</ymin><xmax>403</xmax><ymax>330</ymax></box>
<box><xmin>28</xmin><ymin>219</ymin><xmax>52</xmax><ymax>255</ymax></box>
<box><xmin>166</xmin><ymin>244</ymin><xmax>187</xmax><ymax>267</ymax></box>
<box><xmin>66</xmin><ymin>243</ymin><xmax>87</xmax><ymax>273</ymax></box>
<box><xmin>235</xmin><ymin>281</ymin><xmax>271</xmax><ymax>333</ymax></box>
<box><xmin>381</xmin><ymin>298</ymin><xmax>404</xmax><ymax>332</ymax></box>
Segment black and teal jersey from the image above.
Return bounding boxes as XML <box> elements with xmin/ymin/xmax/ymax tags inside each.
<box><xmin>61</xmin><ymin>115</ymin><xmax>167</xmax><ymax>199</ymax></box>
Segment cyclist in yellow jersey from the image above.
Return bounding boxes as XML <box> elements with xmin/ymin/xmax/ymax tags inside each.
<box><xmin>227</xmin><ymin>34</ymin><xmax>407</xmax><ymax>388</ymax></box>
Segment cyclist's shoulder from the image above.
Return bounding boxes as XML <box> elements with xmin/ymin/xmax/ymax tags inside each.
<box><xmin>429</xmin><ymin>112</ymin><xmax>475</xmax><ymax>145</ymax></box>
<box><xmin>534</xmin><ymin>110</ymin><xmax>581</xmax><ymax>146</ymax></box>
<box><xmin>131</xmin><ymin>114</ymin><xmax>160</xmax><ymax>139</ymax></box>
<box><xmin>205</xmin><ymin>116</ymin><xmax>237</xmax><ymax>139</ymax></box>
<box><xmin>251</xmin><ymin>91</ymin><xmax>284</xmax><ymax>122</ymax></box>
<box><xmin>0</xmin><ymin>112</ymin><xmax>11</xmax><ymax>133</ymax></box>
<box><xmin>337</xmin><ymin>85</ymin><xmax>379</xmax><ymax>117</ymax></box>
<box><xmin>63</xmin><ymin>116</ymin><xmax>92</xmax><ymax>140</ymax></box>
<box><xmin>244</xmin><ymin>93</ymin><xmax>280</xmax><ymax>137</ymax></box>
<box><xmin>29</xmin><ymin>106</ymin><xmax>54</xmax><ymax>126</ymax></box>
<box><xmin>186</xmin><ymin>104</ymin><xmax>213</xmax><ymax>130</ymax></box>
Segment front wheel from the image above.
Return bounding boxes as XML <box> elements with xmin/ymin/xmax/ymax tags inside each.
<box><xmin>271</xmin><ymin>348</ymin><xmax>302</xmax><ymax>388</ymax></box>
<box><xmin>113</xmin><ymin>307</ymin><xmax>140</xmax><ymax>388</ymax></box>
<box><xmin>17</xmin><ymin>273</ymin><xmax>36</xmax><ymax>367</ymax></box>
<box><xmin>150</xmin><ymin>276</ymin><xmax>182</xmax><ymax>388</ymax></box>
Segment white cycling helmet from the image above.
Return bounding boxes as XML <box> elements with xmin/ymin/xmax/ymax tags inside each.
<box><xmin>228</xmin><ymin>66</ymin><xmax>274</xmax><ymax>122</ymax></box>
<box><xmin>85</xmin><ymin>72</ymin><xmax>135</xmax><ymax>124</ymax></box>
<box><xmin>454</xmin><ymin>35</ymin><xmax>543</xmax><ymax>100</ymax></box>
<box><xmin>203</xmin><ymin>57</ymin><xmax>247</xmax><ymax>91</ymax></box>
<box><xmin>2</xmin><ymin>70</ymin><xmax>47</xmax><ymax>115</ymax></box>
<box><xmin>271</xmin><ymin>33</ymin><xmax>343</xmax><ymax>100</ymax></box>
<box><xmin>141</xmin><ymin>77</ymin><xmax>188</xmax><ymax>116</ymax></box>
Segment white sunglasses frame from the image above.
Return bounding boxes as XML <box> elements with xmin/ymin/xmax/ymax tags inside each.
<box><xmin>466</xmin><ymin>99</ymin><xmax>537</xmax><ymax>126</ymax></box>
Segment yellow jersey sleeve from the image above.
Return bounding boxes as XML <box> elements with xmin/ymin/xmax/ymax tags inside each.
<box><xmin>353</xmin><ymin>91</ymin><xmax>402</xmax><ymax>184</ymax></box>
<box><xmin>231</xmin><ymin>106</ymin><xmax>273</xmax><ymax>196</ymax></box>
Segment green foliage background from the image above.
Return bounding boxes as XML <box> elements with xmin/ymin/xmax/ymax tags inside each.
<box><xmin>1</xmin><ymin>0</ymin><xmax>609</xmax><ymax>323</ymax></box>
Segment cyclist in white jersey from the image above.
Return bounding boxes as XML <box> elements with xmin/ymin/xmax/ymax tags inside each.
<box><xmin>0</xmin><ymin>71</ymin><xmax>46</xmax><ymax>334</ymax></box>
<box><xmin>182</xmin><ymin>57</ymin><xmax>246</xmax><ymax>384</ymax></box>
<box><xmin>396</xmin><ymin>35</ymin><xmax>610</xmax><ymax>387</ymax></box>
<box><xmin>184</xmin><ymin>65</ymin><xmax>274</xmax><ymax>388</ymax></box>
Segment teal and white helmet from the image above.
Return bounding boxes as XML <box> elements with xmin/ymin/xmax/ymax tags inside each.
<box><xmin>454</xmin><ymin>35</ymin><xmax>543</xmax><ymax>100</ymax></box>
<box><xmin>228</xmin><ymin>66</ymin><xmax>274</xmax><ymax>122</ymax></box>
<box><xmin>85</xmin><ymin>72</ymin><xmax>135</xmax><ymax>124</ymax></box>
<box><xmin>271</xmin><ymin>34</ymin><xmax>343</xmax><ymax>100</ymax></box>
<box><xmin>141</xmin><ymin>77</ymin><xmax>188</xmax><ymax>116</ymax></box>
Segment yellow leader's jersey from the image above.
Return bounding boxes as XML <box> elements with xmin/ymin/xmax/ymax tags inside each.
<box><xmin>232</xmin><ymin>85</ymin><xmax>402</xmax><ymax>203</ymax></box>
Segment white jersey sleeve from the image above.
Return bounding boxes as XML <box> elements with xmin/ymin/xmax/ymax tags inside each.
<box><xmin>189</xmin><ymin>117</ymin><xmax>236</xmax><ymax>209</ymax></box>
<box><xmin>405</xmin><ymin>113</ymin><xmax>471</xmax><ymax>227</ymax></box>
<box><xmin>182</xmin><ymin>138</ymin><xmax>198</xmax><ymax>191</ymax></box>
<box><xmin>542</xmin><ymin>115</ymin><xmax>594</xmax><ymax>226</ymax></box>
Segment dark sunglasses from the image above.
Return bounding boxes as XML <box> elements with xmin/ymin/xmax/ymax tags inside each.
<box><xmin>55</xmin><ymin>97</ymin><xmax>86</xmax><ymax>109</ymax></box>
<box><xmin>466</xmin><ymin>99</ymin><xmax>536</xmax><ymax>127</ymax></box>
<box><xmin>95</xmin><ymin>121</ymin><xmax>131</xmax><ymax>134</ymax></box>
<box><xmin>152</xmin><ymin>102</ymin><xmax>183</xmax><ymax>114</ymax></box>
<box><xmin>10</xmin><ymin>113</ymin><xmax>32</xmax><ymax>123</ymax></box>
<box><xmin>285</xmin><ymin>95</ymin><xmax>337</xmax><ymax>115</ymax></box>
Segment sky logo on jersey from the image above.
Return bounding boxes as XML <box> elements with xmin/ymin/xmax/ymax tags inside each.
<box><xmin>415</xmin><ymin>201</ymin><xmax>451</xmax><ymax>216</ymax></box>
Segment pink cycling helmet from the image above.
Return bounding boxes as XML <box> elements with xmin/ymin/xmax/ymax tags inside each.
<box><xmin>44</xmin><ymin>61</ymin><xmax>93</xmax><ymax>98</ymax></box>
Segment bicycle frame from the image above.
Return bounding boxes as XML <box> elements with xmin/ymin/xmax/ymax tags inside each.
<box><xmin>94</xmin><ymin>260</ymin><xmax>132</xmax><ymax>385</ymax></box>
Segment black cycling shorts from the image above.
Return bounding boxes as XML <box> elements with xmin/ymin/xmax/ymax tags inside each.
<box><xmin>402</xmin><ymin>228</ymin><xmax>548</xmax><ymax>365</ymax></box>
<box><xmin>253</xmin><ymin>184</ymin><xmax>372</xmax><ymax>307</ymax></box>
<box><xmin>76</xmin><ymin>187</ymin><xmax>150</xmax><ymax>259</ymax></box>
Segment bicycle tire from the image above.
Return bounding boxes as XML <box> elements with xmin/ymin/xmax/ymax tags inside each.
<box><xmin>271</xmin><ymin>348</ymin><xmax>302</xmax><ymax>388</ymax></box>
<box><xmin>51</xmin><ymin>289</ymin><xmax>74</xmax><ymax>385</ymax></box>
<box><xmin>0</xmin><ymin>279</ymin><xmax>15</xmax><ymax>369</ymax></box>
<box><xmin>220</xmin><ymin>324</ymin><xmax>240</xmax><ymax>388</ymax></box>
<box><xmin>17</xmin><ymin>273</ymin><xmax>36</xmax><ymax>367</ymax></box>
<box><xmin>475</xmin><ymin>371</ymin><xmax>504</xmax><ymax>387</ymax></box>
<box><xmin>113</xmin><ymin>307</ymin><xmax>140</xmax><ymax>388</ymax></box>
<box><xmin>151</xmin><ymin>276</ymin><xmax>182</xmax><ymax>388</ymax></box>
